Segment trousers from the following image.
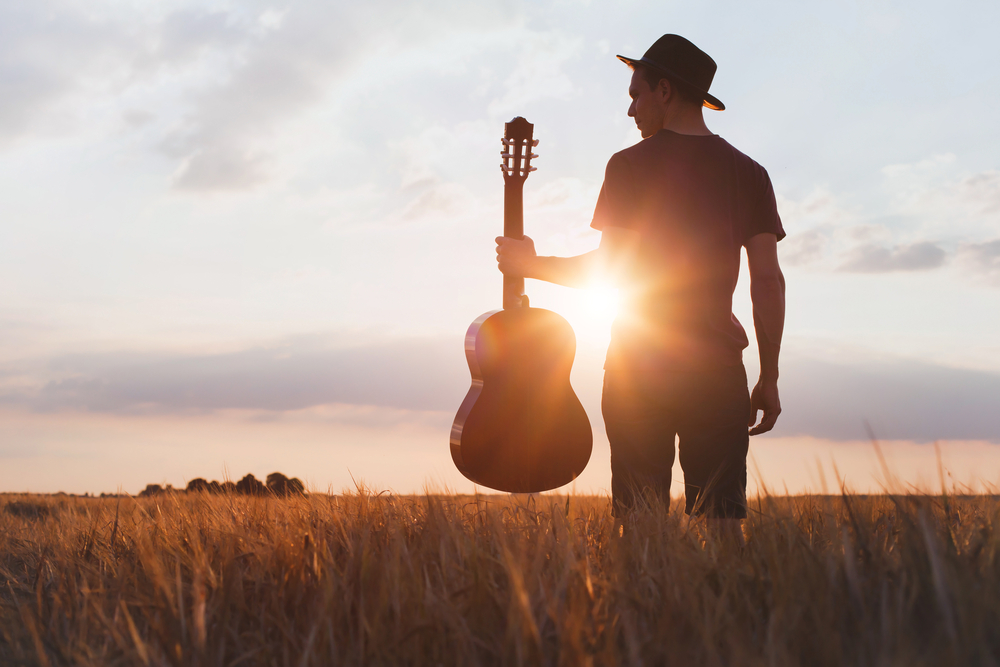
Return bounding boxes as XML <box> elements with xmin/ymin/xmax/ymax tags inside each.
<box><xmin>602</xmin><ymin>363</ymin><xmax>752</xmax><ymax>519</ymax></box>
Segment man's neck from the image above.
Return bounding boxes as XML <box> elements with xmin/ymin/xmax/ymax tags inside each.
<box><xmin>662</xmin><ymin>105</ymin><xmax>713</xmax><ymax>136</ymax></box>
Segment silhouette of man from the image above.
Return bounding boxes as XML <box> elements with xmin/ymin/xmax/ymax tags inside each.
<box><xmin>496</xmin><ymin>35</ymin><xmax>785</xmax><ymax>542</ymax></box>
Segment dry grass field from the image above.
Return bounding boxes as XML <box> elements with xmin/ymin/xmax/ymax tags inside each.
<box><xmin>2</xmin><ymin>488</ymin><xmax>999</xmax><ymax>666</ymax></box>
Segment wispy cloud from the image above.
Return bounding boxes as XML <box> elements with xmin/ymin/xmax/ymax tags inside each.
<box><xmin>0</xmin><ymin>335</ymin><xmax>468</xmax><ymax>415</ymax></box>
<box><xmin>0</xmin><ymin>1</ymin><xmax>521</xmax><ymax>190</ymax></box>
<box><xmin>0</xmin><ymin>3</ymin><xmax>131</xmax><ymax>145</ymax></box>
<box><xmin>4</xmin><ymin>339</ymin><xmax>1000</xmax><ymax>444</ymax></box>
<box><xmin>957</xmin><ymin>239</ymin><xmax>1000</xmax><ymax>286</ymax></box>
<box><xmin>775</xmin><ymin>356</ymin><xmax>1000</xmax><ymax>443</ymax></box>
<box><xmin>0</xmin><ymin>3</ymin><xmax>247</xmax><ymax>146</ymax></box>
<box><xmin>776</xmin><ymin>158</ymin><xmax>1000</xmax><ymax>276</ymax></box>
<box><xmin>487</xmin><ymin>31</ymin><xmax>583</xmax><ymax>117</ymax></box>
<box><xmin>779</xmin><ymin>229</ymin><xmax>827</xmax><ymax>267</ymax></box>
<box><xmin>162</xmin><ymin>2</ymin><xmax>523</xmax><ymax>192</ymax></box>
<box><xmin>838</xmin><ymin>241</ymin><xmax>947</xmax><ymax>273</ymax></box>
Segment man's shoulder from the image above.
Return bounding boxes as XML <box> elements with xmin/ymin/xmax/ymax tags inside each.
<box><xmin>602</xmin><ymin>135</ymin><xmax>668</xmax><ymax>177</ymax></box>
<box><xmin>710</xmin><ymin>136</ymin><xmax>774</xmax><ymax>183</ymax></box>
<box><xmin>608</xmin><ymin>132</ymin><xmax>669</xmax><ymax>162</ymax></box>
<box><xmin>608</xmin><ymin>132</ymin><xmax>770</xmax><ymax>178</ymax></box>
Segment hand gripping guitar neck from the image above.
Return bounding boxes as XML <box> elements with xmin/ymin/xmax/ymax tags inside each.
<box><xmin>449</xmin><ymin>117</ymin><xmax>593</xmax><ymax>493</ymax></box>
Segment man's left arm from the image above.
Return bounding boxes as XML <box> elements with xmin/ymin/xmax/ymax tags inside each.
<box><xmin>746</xmin><ymin>232</ymin><xmax>785</xmax><ymax>435</ymax></box>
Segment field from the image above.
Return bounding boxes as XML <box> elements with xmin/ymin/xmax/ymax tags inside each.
<box><xmin>2</xmin><ymin>489</ymin><xmax>999</xmax><ymax>666</ymax></box>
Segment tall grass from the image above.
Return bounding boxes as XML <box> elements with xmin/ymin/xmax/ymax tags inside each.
<box><xmin>2</xmin><ymin>489</ymin><xmax>998</xmax><ymax>666</ymax></box>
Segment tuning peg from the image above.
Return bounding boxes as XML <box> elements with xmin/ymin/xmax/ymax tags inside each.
<box><xmin>528</xmin><ymin>153</ymin><xmax>538</xmax><ymax>159</ymax></box>
<box><xmin>500</xmin><ymin>138</ymin><xmax>539</xmax><ymax>146</ymax></box>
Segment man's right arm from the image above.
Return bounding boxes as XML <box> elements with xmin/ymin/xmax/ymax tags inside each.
<box><xmin>745</xmin><ymin>232</ymin><xmax>785</xmax><ymax>435</ymax></box>
<box><xmin>496</xmin><ymin>226</ymin><xmax>641</xmax><ymax>288</ymax></box>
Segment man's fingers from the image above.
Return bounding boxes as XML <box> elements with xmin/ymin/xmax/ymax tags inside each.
<box><xmin>748</xmin><ymin>409</ymin><xmax>780</xmax><ymax>436</ymax></box>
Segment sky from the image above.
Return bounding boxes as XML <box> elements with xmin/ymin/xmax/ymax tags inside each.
<box><xmin>1</xmin><ymin>0</ymin><xmax>999</xmax><ymax>496</ymax></box>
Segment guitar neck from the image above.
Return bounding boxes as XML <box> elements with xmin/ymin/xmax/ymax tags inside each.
<box><xmin>500</xmin><ymin>116</ymin><xmax>536</xmax><ymax>311</ymax></box>
<box><xmin>503</xmin><ymin>179</ymin><xmax>525</xmax><ymax>310</ymax></box>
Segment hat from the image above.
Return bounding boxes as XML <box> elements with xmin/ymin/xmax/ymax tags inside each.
<box><xmin>617</xmin><ymin>34</ymin><xmax>725</xmax><ymax>111</ymax></box>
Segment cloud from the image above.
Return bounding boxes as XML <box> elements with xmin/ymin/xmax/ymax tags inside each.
<box><xmin>838</xmin><ymin>241</ymin><xmax>946</xmax><ymax>272</ymax></box>
<box><xmin>487</xmin><ymin>31</ymin><xmax>583</xmax><ymax>116</ymax></box>
<box><xmin>162</xmin><ymin>2</ymin><xmax>522</xmax><ymax>192</ymax></box>
<box><xmin>879</xmin><ymin>157</ymin><xmax>1000</xmax><ymax>238</ymax></box>
<box><xmin>773</xmin><ymin>161</ymin><xmax>999</xmax><ymax>274</ymax></box>
<box><xmin>776</xmin><ymin>187</ymin><xmax>855</xmax><ymax>230</ymax></box>
<box><xmin>0</xmin><ymin>335</ymin><xmax>469</xmax><ymax>415</ymax></box>
<box><xmin>171</xmin><ymin>145</ymin><xmax>271</xmax><ymax>191</ymax></box>
<box><xmin>4</xmin><ymin>338</ymin><xmax>1000</xmax><ymax>445</ymax></box>
<box><xmin>393</xmin><ymin>121</ymin><xmax>499</xmax><ymax>190</ymax></box>
<box><xmin>957</xmin><ymin>239</ymin><xmax>1000</xmax><ymax>286</ymax></box>
<box><xmin>779</xmin><ymin>229</ymin><xmax>827</xmax><ymax>267</ymax></box>
<box><xmin>772</xmin><ymin>188</ymin><xmax>858</xmax><ymax>268</ymax></box>
<box><xmin>0</xmin><ymin>3</ymin><xmax>126</xmax><ymax>144</ymax></box>
<box><xmin>775</xmin><ymin>357</ymin><xmax>1000</xmax><ymax>443</ymax></box>
<box><xmin>0</xmin><ymin>1</ymin><xmax>520</xmax><ymax>188</ymax></box>
<box><xmin>952</xmin><ymin>171</ymin><xmax>1000</xmax><ymax>215</ymax></box>
<box><xmin>398</xmin><ymin>184</ymin><xmax>477</xmax><ymax>222</ymax></box>
<box><xmin>0</xmin><ymin>4</ymin><xmax>246</xmax><ymax>146</ymax></box>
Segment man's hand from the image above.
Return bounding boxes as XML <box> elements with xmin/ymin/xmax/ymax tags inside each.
<box><xmin>496</xmin><ymin>236</ymin><xmax>537</xmax><ymax>277</ymax></box>
<box><xmin>748</xmin><ymin>378</ymin><xmax>781</xmax><ymax>436</ymax></box>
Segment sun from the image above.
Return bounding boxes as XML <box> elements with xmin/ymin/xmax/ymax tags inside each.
<box><xmin>582</xmin><ymin>286</ymin><xmax>620</xmax><ymax>321</ymax></box>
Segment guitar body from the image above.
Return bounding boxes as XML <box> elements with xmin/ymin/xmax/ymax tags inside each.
<box><xmin>450</xmin><ymin>116</ymin><xmax>593</xmax><ymax>493</ymax></box>
<box><xmin>451</xmin><ymin>307</ymin><xmax>592</xmax><ymax>493</ymax></box>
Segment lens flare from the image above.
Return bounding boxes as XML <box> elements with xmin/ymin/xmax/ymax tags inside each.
<box><xmin>583</xmin><ymin>286</ymin><xmax>620</xmax><ymax>321</ymax></box>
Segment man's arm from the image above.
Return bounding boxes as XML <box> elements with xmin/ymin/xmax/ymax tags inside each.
<box><xmin>496</xmin><ymin>226</ymin><xmax>640</xmax><ymax>288</ymax></box>
<box><xmin>745</xmin><ymin>232</ymin><xmax>785</xmax><ymax>435</ymax></box>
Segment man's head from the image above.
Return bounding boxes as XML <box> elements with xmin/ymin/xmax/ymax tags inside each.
<box><xmin>617</xmin><ymin>34</ymin><xmax>724</xmax><ymax>116</ymax></box>
<box><xmin>635</xmin><ymin>64</ymin><xmax>706</xmax><ymax>107</ymax></box>
<box><xmin>627</xmin><ymin>64</ymin><xmax>707</xmax><ymax>138</ymax></box>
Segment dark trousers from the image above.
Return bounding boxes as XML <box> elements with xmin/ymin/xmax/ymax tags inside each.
<box><xmin>602</xmin><ymin>364</ymin><xmax>751</xmax><ymax>519</ymax></box>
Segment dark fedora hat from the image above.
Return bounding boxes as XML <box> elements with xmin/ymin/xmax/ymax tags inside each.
<box><xmin>617</xmin><ymin>34</ymin><xmax>725</xmax><ymax>111</ymax></box>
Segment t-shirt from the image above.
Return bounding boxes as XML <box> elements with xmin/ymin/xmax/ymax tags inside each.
<box><xmin>591</xmin><ymin>129</ymin><xmax>785</xmax><ymax>373</ymax></box>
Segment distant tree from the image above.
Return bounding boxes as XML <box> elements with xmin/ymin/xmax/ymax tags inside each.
<box><xmin>138</xmin><ymin>484</ymin><xmax>163</xmax><ymax>497</ymax></box>
<box><xmin>266</xmin><ymin>472</ymin><xmax>306</xmax><ymax>497</ymax></box>
<box><xmin>186</xmin><ymin>478</ymin><xmax>210</xmax><ymax>493</ymax></box>
<box><xmin>235</xmin><ymin>474</ymin><xmax>266</xmax><ymax>496</ymax></box>
<box><xmin>207</xmin><ymin>480</ymin><xmax>223</xmax><ymax>494</ymax></box>
<box><xmin>266</xmin><ymin>472</ymin><xmax>288</xmax><ymax>496</ymax></box>
<box><xmin>220</xmin><ymin>481</ymin><xmax>237</xmax><ymax>494</ymax></box>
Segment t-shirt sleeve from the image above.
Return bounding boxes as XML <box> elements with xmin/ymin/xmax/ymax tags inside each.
<box><xmin>591</xmin><ymin>153</ymin><xmax>638</xmax><ymax>231</ymax></box>
<box><xmin>743</xmin><ymin>165</ymin><xmax>786</xmax><ymax>244</ymax></box>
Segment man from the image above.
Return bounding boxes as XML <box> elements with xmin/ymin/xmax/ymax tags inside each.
<box><xmin>496</xmin><ymin>34</ymin><xmax>785</xmax><ymax>541</ymax></box>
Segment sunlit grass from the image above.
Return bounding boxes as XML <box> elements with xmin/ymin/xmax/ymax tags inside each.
<box><xmin>1</xmin><ymin>489</ymin><xmax>998</xmax><ymax>665</ymax></box>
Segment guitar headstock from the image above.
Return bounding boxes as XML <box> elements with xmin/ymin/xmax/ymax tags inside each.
<box><xmin>501</xmin><ymin>116</ymin><xmax>538</xmax><ymax>184</ymax></box>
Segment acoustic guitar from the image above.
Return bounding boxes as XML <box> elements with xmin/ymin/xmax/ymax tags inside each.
<box><xmin>450</xmin><ymin>117</ymin><xmax>593</xmax><ymax>493</ymax></box>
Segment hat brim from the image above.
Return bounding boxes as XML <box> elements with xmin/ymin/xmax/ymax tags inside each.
<box><xmin>617</xmin><ymin>54</ymin><xmax>725</xmax><ymax>111</ymax></box>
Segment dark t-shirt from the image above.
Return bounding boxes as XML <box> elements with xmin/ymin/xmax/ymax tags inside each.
<box><xmin>591</xmin><ymin>129</ymin><xmax>785</xmax><ymax>373</ymax></box>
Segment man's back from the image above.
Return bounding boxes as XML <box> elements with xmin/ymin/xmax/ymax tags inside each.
<box><xmin>591</xmin><ymin>129</ymin><xmax>785</xmax><ymax>372</ymax></box>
